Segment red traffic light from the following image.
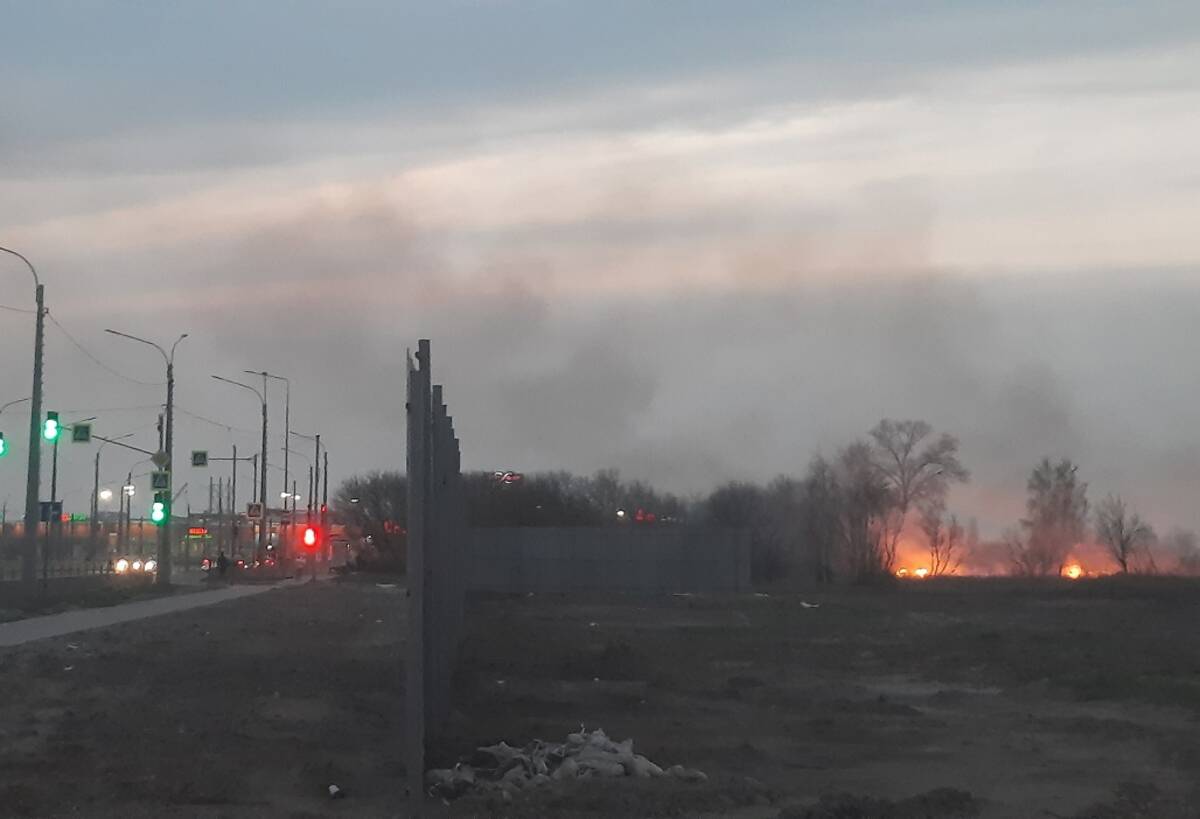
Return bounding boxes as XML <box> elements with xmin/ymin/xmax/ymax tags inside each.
<box><xmin>303</xmin><ymin>526</ymin><xmax>318</xmax><ymax>549</ymax></box>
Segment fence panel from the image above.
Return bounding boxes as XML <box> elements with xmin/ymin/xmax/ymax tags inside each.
<box><xmin>405</xmin><ymin>340</ymin><xmax>466</xmax><ymax>808</ymax></box>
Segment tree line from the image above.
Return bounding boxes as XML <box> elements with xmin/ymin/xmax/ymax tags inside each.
<box><xmin>334</xmin><ymin>418</ymin><xmax>1200</xmax><ymax>580</ymax></box>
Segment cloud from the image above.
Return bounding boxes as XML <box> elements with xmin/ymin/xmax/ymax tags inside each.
<box><xmin>3</xmin><ymin>10</ymin><xmax>1200</xmax><ymax>537</ymax></box>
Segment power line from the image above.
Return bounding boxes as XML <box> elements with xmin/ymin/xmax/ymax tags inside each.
<box><xmin>0</xmin><ymin>303</ymin><xmax>36</xmax><ymax>314</ymax></box>
<box><xmin>56</xmin><ymin>405</ymin><xmax>163</xmax><ymax>415</ymax></box>
<box><xmin>45</xmin><ymin>312</ymin><xmax>165</xmax><ymax>387</ymax></box>
<box><xmin>174</xmin><ymin>406</ymin><xmax>259</xmax><ymax>437</ymax></box>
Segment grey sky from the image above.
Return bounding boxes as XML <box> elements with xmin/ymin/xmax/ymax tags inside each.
<box><xmin>2</xmin><ymin>1</ymin><xmax>1199</xmax><ymax>539</ymax></box>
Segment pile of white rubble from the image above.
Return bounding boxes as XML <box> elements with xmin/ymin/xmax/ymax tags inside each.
<box><xmin>427</xmin><ymin>726</ymin><xmax>707</xmax><ymax>800</ymax></box>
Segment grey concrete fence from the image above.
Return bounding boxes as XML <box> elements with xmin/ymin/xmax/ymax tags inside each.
<box><xmin>405</xmin><ymin>340</ymin><xmax>466</xmax><ymax>808</ymax></box>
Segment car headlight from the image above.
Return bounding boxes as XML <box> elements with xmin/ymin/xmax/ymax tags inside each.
<box><xmin>115</xmin><ymin>558</ymin><xmax>129</xmax><ymax>574</ymax></box>
<box><xmin>144</xmin><ymin>559</ymin><xmax>157</xmax><ymax>572</ymax></box>
<box><xmin>132</xmin><ymin>560</ymin><xmax>143</xmax><ymax>572</ymax></box>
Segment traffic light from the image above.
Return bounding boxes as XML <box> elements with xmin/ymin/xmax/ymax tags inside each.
<box><xmin>303</xmin><ymin>525</ymin><xmax>318</xmax><ymax>550</ymax></box>
<box><xmin>150</xmin><ymin>491</ymin><xmax>168</xmax><ymax>525</ymax></box>
<box><xmin>42</xmin><ymin>411</ymin><xmax>59</xmax><ymax>441</ymax></box>
<box><xmin>0</xmin><ymin>432</ymin><xmax>6</xmax><ymax>458</ymax></box>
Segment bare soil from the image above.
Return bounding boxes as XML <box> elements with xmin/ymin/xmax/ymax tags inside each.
<box><xmin>1</xmin><ymin>576</ymin><xmax>1199</xmax><ymax>818</ymax></box>
<box><xmin>0</xmin><ymin>578</ymin><xmax>405</xmax><ymax>818</ymax></box>
<box><xmin>440</xmin><ymin>578</ymin><xmax>1200</xmax><ymax>818</ymax></box>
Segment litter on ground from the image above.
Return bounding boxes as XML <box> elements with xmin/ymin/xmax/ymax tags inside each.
<box><xmin>426</xmin><ymin>727</ymin><xmax>707</xmax><ymax>800</ymax></box>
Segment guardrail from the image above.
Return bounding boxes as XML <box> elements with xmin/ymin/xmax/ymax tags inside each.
<box><xmin>0</xmin><ymin>560</ymin><xmax>123</xmax><ymax>582</ymax></box>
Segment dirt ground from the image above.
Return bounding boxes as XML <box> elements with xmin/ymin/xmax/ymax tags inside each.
<box><xmin>1</xmin><ymin>577</ymin><xmax>1199</xmax><ymax>818</ymax></box>
<box><xmin>441</xmin><ymin>578</ymin><xmax>1200</xmax><ymax>818</ymax></box>
<box><xmin>0</xmin><ymin>578</ymin><xmax>406</xmax><ymax>818</ymax></box>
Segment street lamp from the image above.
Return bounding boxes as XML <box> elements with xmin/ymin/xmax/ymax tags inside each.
<box><xmin>0</xmin><ymin>245</ymin><xmax>46</xmax><ymax>588</ymax></box>
<box><xmin>289</xmin><ymin>430</ymin><xmax>321</xmax><ymax>517</ymax></box>
<box><xmin>0</xmin><ymin>397</ymin><xmax>30</xmax><ymax>416</ymax></box>
<box><xmin>99</xmin><ymin>489</ymin><xmax>113</xmax><ymax>502</ymax></box>
<box><xmin>92</xmin><ymin>431</ymin><xmax>136</xmax><ymax>553</ymax></box>
<box><xmin>245</xmin><ymin>370</ymin><xmax>289</xmax><ymax>513</ymax></box>
<box><xmin>105</xmin><ymin>330</ymin><xmax>188</xmax><ymax>586</ymax></box>
<box><xmin>212</xmin><ymin>375</ymin><xmax>268</xmax><ymax>558</ymax></box>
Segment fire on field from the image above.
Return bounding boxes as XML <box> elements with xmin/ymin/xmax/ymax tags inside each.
<box><xmin>703</xmin><ymin>418</ymin><xmax>1200</xmax><ymax>585</ymax></box>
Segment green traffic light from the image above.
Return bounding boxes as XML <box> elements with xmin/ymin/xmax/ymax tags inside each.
<box><xmin>43</xmin><ymin>411</ymin><xmax>59</xmax><ymax>441</ymax></box>
<box><xmin>0</xmin><ymin>433</ymin><xmax>7</xmax><ymax>457</ymax></box>
<box><xmin>151</xmin><ymin>501</ymin><xmax>166</xmax><ymax>524</ymax></box>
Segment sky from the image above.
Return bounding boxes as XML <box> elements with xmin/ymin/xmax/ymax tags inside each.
<box><xmin>2</xmin><ymin>1</ymin><xmax>1200</xmax><ymax>537</ymax></box>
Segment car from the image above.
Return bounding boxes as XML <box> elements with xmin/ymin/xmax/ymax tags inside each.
<box><xmin>112</xmin><ymin>556</ymin><xmax>157</xmax><ymax>575</ymax></box>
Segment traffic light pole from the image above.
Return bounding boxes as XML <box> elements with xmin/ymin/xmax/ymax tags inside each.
<box><xmin>23</xmin><ymin>284</ymin><xmax>44</xmax><ymax>587</ymax></box>
<box><xmin>207</xmin><ymin>446</ymin><xmax>254</xmax><ymax>557</ymax></box>
<box><xmin>105</xmin><ymin>330</ymin><xmax>188</xmax><ymax>587</ymax></box>
<box><xmin>0</xmin><ymin>247</ymin><xmax>42</xmax><ymax>588</ymax></box>
<box><xmin>260</xmin><ymin>401</ymin><xmax>268</xmax><ymax>557</ymax></box>
<box><xmin>162</xmin><ymin>358</ymin><xmax>175</xmax><ymax>585</ymax></box>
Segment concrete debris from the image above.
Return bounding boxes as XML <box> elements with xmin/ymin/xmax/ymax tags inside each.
<box><xmin>327</xmin><ymin>784</ymin><xmax>345</xmax><ymax>799</ymax></box>
<box><xmin>800</xmin><ymin>601</ymin><xmax>820</xmax><ymax>609</ymax></box>
<box><xmin>665</xmin><ymin>764</ymin><xmax>709</xmax><ymax>782</ymax></box>
<box><xmin>427</xmin><ymin>727</ymin><xmax>703</xmax><ymax>800</ymax></box>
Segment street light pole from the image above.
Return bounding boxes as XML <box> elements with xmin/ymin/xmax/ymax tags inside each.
<box><xmin>289</xmin><ymin>429</ymin><xmax>321</xmax><ymax>520</ymax></box>
<box><xmin>1</xmin><ymin>246</ymin><xmax>45</xmax><ymax>588</ymax></box>
<box><xmin>104</xmin><ymin>330</ymin><xmax>188</xmax><ymax>585</ymax></box>
<box><xmin>245</xmin><ymin>370</ymin><xmax>289</xmax><ymax>511</ymax></box>
<box><xmin>213</xmin><ymin>376</ymin><xmax>268</xmax><ymax>558</ymax></box>
<box><xmin>92</xmin><ymin>433</ymin><xmax>135</xmax><ymax>556</ymax></box>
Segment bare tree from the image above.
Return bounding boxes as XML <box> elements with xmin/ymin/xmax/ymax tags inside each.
<box><xmin>869</xmin><ymin>419</ymin><xmax>969</xmax><ymax>568</ymax></box>
<box><xmin>1162</xmin><ymin>528</ymin><xmax>1200</xmax><ymax>575</ymax></box>
<box><xmin>1095</xmin><ymin>495</ymin><xmax>1156</xmax><ymax>574</ymax></box>
<box><xmin>334</xmin><ymin>471</ymin><xmax>408</xmax><ymax>567</ymax></box>
<box><xmin>798</xmin><ymin>456</ymin><xmax>841</xmax><ymax>583</ymax></box>
<box><xmin>1008</xmin><ymin>458</ymin><xmax>1088</xmax><ymax>576</ymax></box>
<box><xmin>920</xmin><ymin>501</ymin><xmax>965</xmax><ymax>576</ymax></box>
<box><xmin>836</xmin><ymin>441</ymin><xmax>893</xmax><ymax>578</ymax></box>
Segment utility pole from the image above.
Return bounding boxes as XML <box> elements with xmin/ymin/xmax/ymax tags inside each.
<box><xmin>124</xmin><ymin>471</ymin><xmax>133</xmax><ymax>552</ymax></box>
<box><xmin>313</xmin><ymin>434</ymin><xmax>320</xmax><ymax>515</ymax></box>
<box><xmin>291</xmin><ymin>480</ymin><xmax>298</xmax><ymax>556</ymax></box>
<box><xmin>2</xmin><ymin>246</ymin><xmax>45</xmax><ymax>588</ymax></box>
<box><xmin>48</xmin><ymin>427</ymin><xmax>64</xmax><ymax>572</ymax></box>
<box><xmin>91</xmin><ymin>451</ymin><xmax>100</xmax><ymax>554</ymax></box>
<box><xmin>213</xmin><ymin>376</ymin><xmax>269</xmax><ymax>558</ymax></box>
<box><xmin>261</xmin><ymin>400</ymin><xmax>269</xmax><ymax>558</ymax></box>
<box><xmin>217</xmin><ymin>476</ymin><xmax>224</xmax><ymax>553</ymax></box>
<box><xmin>231</xmin><ymin>444</ymin><xmax>238</xmax><ymax>555</ymax></box>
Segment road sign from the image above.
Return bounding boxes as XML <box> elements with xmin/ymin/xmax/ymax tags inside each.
<box><xmin>151</xmin><ymin>450</ymin><xmax>169</xmax><ymax>469</ymax></box>
<box><xmin>151</xmin><ymin>471</ymin><xmax>170</xmax><ymax>490</ymax></box>
<box><xmin>38</xmin><ymin>500</ymin><xmax>63</xmax><ymax>522</ymax></box>
<box><xmin>191</xmin><ymin>450</ymin><xmax>208</xmax><ymax>468</ymax></box>
<box><xmin>247</xmin><ymin>502</ymin><xmax>263</xmax><ymax>519</ymax></box>
<box><xmin>71</xmin><ymin>423</ymin><xmax>92</xmax><ymax>443</ymax></box>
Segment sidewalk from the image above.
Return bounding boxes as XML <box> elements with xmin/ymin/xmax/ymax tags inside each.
<box><xmin>0</xmin><ymin>582</ymin><xmax>281</xmax><ymax>648</ymax></box>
